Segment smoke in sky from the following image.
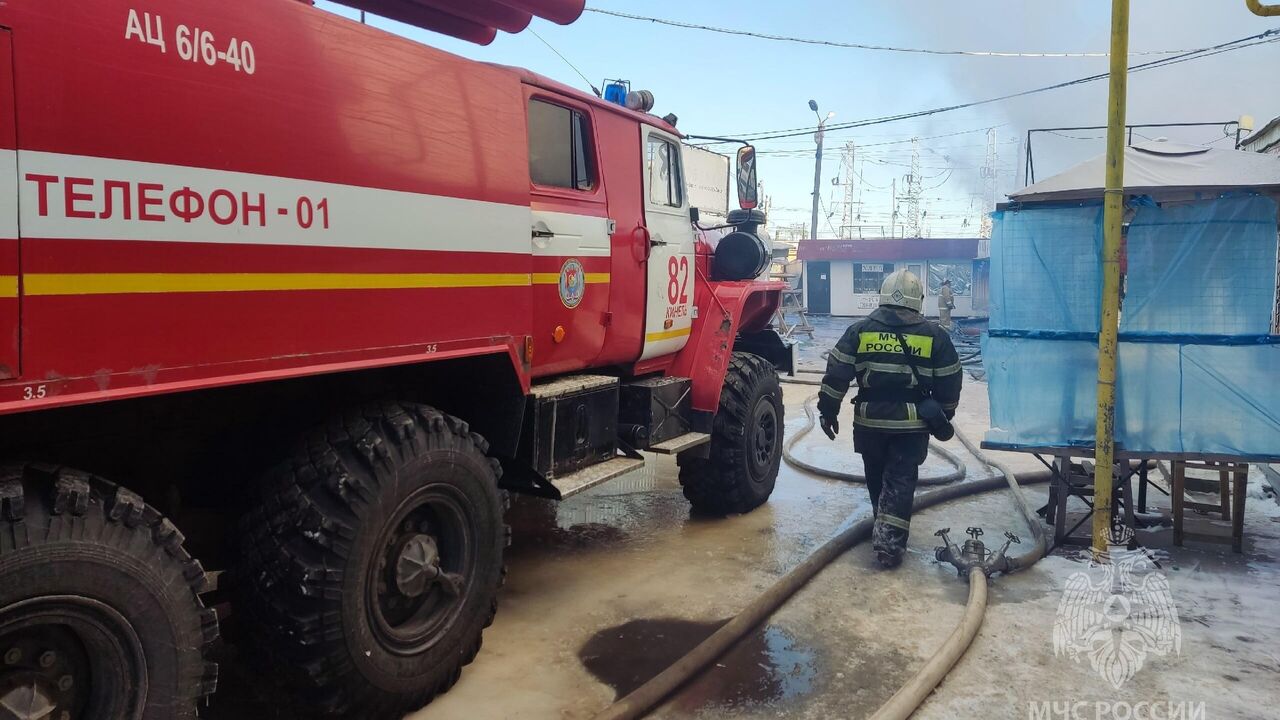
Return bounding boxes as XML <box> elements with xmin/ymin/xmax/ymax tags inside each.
<box><xmin>898</xmin><ymin>1</ymin><xmax>1279</xmax><ymax>195</ymax></box>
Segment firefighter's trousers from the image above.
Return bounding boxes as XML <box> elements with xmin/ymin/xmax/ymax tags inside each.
<box><xmin>854</xmin><ymin>430</ymin><xmax>929</xmax><ymax>559</ymax></box>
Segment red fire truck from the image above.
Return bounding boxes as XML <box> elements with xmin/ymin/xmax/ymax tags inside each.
<box><xmin>0</xmin><ymin>1</ymin><xmax>792</xmax><ymax>717</ymax></box>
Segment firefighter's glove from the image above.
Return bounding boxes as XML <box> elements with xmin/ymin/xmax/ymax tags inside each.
<box><xmin>820</xmin><ymin>414</ymin><xmax>839</xmax><ymax>441</ymax></box>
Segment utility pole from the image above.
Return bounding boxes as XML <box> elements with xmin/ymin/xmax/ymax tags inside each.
<box><xmin>980</xmin><ymin>128</ymin><xmax>998</xmax><ymax>238</ymax></box>
<box><xmin>839</xmin><ymin>142</ymin><xmax>857</xmax><ymax>236</ymax></box>
<box><xmin>811</xmin><ymin>133</ymin><xmax>823</xmax><ymax>240</ymax></box>
<box><xmin>890</xmin><ymin>178</ymin><xmax>897</xmax><ymax>238</ymax></box>
<box><xmin>808</xmin><ymin>100</ymin><xmax>834</xmax><ymax>240</ymax></box>
<box><xmin>1092</xmin><ymin>0</ymin><xmax>1130</xmax><ymax>559</ymax></box>
<box><xmin>905</xmin><ymin>137</ymin><xmax>922</xmax><ymax>238</ymax></box>
<box><xmin>1014</xmin><ymin>136</ymin><xmax>1024</xmax><ymax>188</ymax></box>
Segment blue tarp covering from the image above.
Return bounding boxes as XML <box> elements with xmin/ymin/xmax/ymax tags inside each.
<box><xmin>985</xmin><ymin>195</ymin><xmax>1280</xmax><ymax>457</ymax></box>
<box><xmin>1122</xmin><ymin>195</ymin><xmax>1277</xmax><ymax>335</ymax></box>
<box><xmin>989</xmin><ymin>203</ymin><xmax>1102</xmax><ymax>334</ymax></box>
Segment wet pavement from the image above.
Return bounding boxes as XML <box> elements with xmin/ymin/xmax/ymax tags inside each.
<box><xmin>206</xmin><ymin>316</ymin><xmax>1280</xmax><ymax>719</ymax></box>
<box><xmin>579</xmin><ymin>618</ymin><xmax>818</xmax><ymax>712</ymax></box>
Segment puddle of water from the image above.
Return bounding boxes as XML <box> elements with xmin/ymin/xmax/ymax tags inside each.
<box><xmin>506</xmin><ymin>492</ymin><xmax>681</xmax><ymax>555</ymax></box>
<box><xmin>505</xmin><ymin>464</ymin><xmax>705</xmax><ymax>557</ymax></box>
<box><xmin>579</xmin><ymin>618</ymin><xmax>817</xmax><ymax>711</ymax></box>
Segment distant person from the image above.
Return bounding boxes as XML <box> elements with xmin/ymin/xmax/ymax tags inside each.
<box><xmin>816</xmin><ymin>269</ymin><xmax>963</xmax><ymax>568</ymax></box>
<box><xmin>938</xmin><ymin>278</ymin><xmax>955</xmax><ymax>332</ymax></box>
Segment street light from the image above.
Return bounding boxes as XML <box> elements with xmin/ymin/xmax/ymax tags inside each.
<box><xmin>809</xmin><ymin>100</ymin><xmax>836</xmax><ymax>240</ymax></box>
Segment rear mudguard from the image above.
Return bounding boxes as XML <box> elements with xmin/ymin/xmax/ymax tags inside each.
<box><xmin>669</xmin><ymin>276</ymin><xmax>786</xmax><ymax>413</ymax></box>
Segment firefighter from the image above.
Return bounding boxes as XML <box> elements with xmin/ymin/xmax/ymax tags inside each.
<box><xmin>816</xmin><ymin>269</ymin><xmax>963</xmax><ymax>568</ymax></box>
<box><xmin>938</xmin><ymin>278</ymin><xmax>955</xmax><ymax>332</ymax></box>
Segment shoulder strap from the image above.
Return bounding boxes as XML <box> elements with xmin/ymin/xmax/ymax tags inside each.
<box><xmin>893</xmin><ymin>331</ymin><xmax>928</xmax><ymax>393</ymax></box>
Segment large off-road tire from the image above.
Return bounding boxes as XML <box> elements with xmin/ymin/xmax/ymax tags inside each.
<box><xmin>0</xmin><ymin>463</ymin><xmax>218</xmax><ymax>720</ymax></box>
<box><xmin>678</xmin><ymin>352</ymin><xmax>784</xmax><ymax>516</ymax></box>
<box><xmin>233</xmin><ymin>402</ymin><xmax>506</xmax><ymax>718</ymax></box>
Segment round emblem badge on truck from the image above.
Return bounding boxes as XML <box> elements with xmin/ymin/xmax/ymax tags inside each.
<box><xmin>559</xmin><ymin>258</ymin><xmax>585</xmax><ymax>308</ymax></box>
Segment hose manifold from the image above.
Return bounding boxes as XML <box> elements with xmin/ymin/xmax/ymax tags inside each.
<box><xmin>934</xmin><ymin>526</ymin><xmax>1022</xmax><ymax>579</ymax></box>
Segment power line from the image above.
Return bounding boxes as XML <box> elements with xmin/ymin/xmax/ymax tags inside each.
<box><xmin>1046</xmin><ymin>130</ymin><xmax>1106</xmax><ymax>140</ymax></box>
<box><xmin>757</xmin><ymin>147</ymin><xmax>1015</xmax><ymax>159</ymax></box>
<box><xmin>742</xmin><ymin>124</ymin><xmax>1015</xmax><ymax>144</ymax></box>
<box><xmin>715</xmin><ymin>32</ymin><xmax>1279</xmax><ymax>142</ymax></box>
<box><xmin>818</xmin><ymin>189</ymin><xmax>840</xmax><ymax>237</ymax></box>
<box><xmin>925</xmin><ymin>168</ymin><xmax>955</xmax><ymax>190</ymax></box>
<box><xmin>758</xmin><ymin>139</ymin><xmax>1020</xmax><ymax>156</ymax></box>
<box><xmin>853</xmin><ymin>165</ymin><xmax>892</xmax><ymax>191</ymax></box>
<box><xmin>584</xmin><ymin>8</ymin><xmax>1201</xmax><ymax>58</ymax></box>
<box><xmin>698</xmin><ymin>28</ymin><xmax>1280</xmax><ymax>143</ymax></box>
<box><xmin>735</xmin><ymin>34</ymin><xmax>1280</xmax><ymax>142</ymax></box>
<box><xmin>825</xmin><ymin>125</ymin><xmax>1007</xmax><ymax>150</ymax></box>
<box><xmin>754</xmin><ymin>135</ymin><xmax>1020</xmax><ymax>159</ymax></box>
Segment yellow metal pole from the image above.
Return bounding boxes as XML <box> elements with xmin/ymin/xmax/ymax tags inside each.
<box><xmin>1246</xmin><ymin>0</ymin><xmax>1280</xmax><ymax>16</ymax></box>
<box><xmin>1092</xmin><ymin>0</ymin><xmax>1130</xmax><ymax>558</ymax></box>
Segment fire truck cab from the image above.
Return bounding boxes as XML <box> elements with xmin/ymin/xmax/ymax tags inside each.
<box><xmin>0</xmin><ymin>1</ymin><xmax>791</xmax><ymax>717</ymax></box>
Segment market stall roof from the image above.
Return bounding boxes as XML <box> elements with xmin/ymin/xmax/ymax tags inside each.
<box><xmin>1011</xmin><ymin>140</ymin><xmax>1280</xmax><ymax>203</ymax></box>
<box><xmin>797</xmin><ymin>238</ymin><xmax>980</xmax><ymax>262</ymax></box>
<box><xmin>327</xmin><ymin>0</ymin><xmax>585</xmax><ymax>45</ymax></box>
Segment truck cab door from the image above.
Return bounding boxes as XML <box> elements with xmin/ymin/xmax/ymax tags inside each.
<box><xmin>0</xmin><ymin>30</ymin><xmax>17</xmax><ymax>379</ymax></box>
<box><xmin>639</xmin><ymin>129</ymin><xmax>695</xmax><ymax>360</ymax></box>
<box><xmin>525</xmin><ymin>92</ymin><xmax>612</xmax><ymax>375</ymax></box>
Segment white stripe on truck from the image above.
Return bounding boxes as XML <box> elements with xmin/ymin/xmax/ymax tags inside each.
<box><xmin>16</xmin><ymin>150</ymin><xmax>531</xmax><ymax>254</ymax></box>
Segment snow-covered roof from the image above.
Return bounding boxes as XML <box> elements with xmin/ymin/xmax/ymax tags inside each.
<box><xmin>1011</xmin><ymin>140</ymin><xmax>1280</xmax><ymax>202</ymax></box>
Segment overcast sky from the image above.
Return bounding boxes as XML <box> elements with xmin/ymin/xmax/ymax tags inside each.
<box><xmin>318</xmin><ymin>1</ymin><xmax>1280</xmax><ymax>239</ymax></box>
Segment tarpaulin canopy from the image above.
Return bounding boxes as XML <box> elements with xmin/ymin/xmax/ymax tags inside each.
<box><xmin>328</xmin><ymin>0</ymin><xmax>585</xmax><ymax>45</ymax></box>
<box><xmin>1012</xmin><ymin>140</ymin><xmax>1280</xmax><ymax>203</ymax></box>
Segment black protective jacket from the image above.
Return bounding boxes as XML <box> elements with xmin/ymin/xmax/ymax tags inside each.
<box><xmin>817</xmin><ymin>306</ymin><xmax>963</xmax><ymax>433</ymax></box>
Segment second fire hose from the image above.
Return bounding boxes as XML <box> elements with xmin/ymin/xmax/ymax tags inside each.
<box><xmin>591</xmin><ymin>391</ymin><xmax>1050</xmax><ymax>720</ymax></box>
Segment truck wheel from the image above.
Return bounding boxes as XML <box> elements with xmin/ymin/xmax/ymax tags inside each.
<box><xmin>0</xmin><ymin>463</ymin><xmax>218</xmax><ymax>720</ymax></box>
<box><xmin>678</xmin><ymin>352</ymin><xmax>784</xmax><ymax>516</ymax></box>
<box><xmin>233</xmin><ymin>402</ymin><xmax>506</xmax><ymax>718</ymax></box>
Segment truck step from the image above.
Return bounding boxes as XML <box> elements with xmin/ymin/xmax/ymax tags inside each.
<box><xmin>647</xmin><ymin>431</ymin><xmax>711</xmax><ymax>455</ymax></box>
<box><xmin>530</xmin><ymin>374</ymin><xmax>618</xmax><ymax>399</ymax></box>
<box><xmin>549</xmin><ymin>456</ymin><xmax>646</xmax><ymax>499</ymax></box>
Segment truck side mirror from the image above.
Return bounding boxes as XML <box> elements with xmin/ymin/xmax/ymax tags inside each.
<box><xmin>736</xmin><ymin>145</ymin><xmax>758</xmax><ymax>210</ymax></box>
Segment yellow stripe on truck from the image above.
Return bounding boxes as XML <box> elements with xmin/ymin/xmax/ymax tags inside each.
<box><xmin>22</xmin><ymin>272</ymin><xmax>539</xmax><ymax>296</ymax></box>
<box><xmin>531</xmin><ymin>273</ymin><xmax>611</xmax><ymax>285</ymax></box>
<box><xmin>645</xmin><ymin>326</ymin><xmax>692</xmax><ymax>342</ymax></box>
<box><xmin>0</xmin><ymin>276</ymin><xmax>17</xmax><ymax>298</ymax></box>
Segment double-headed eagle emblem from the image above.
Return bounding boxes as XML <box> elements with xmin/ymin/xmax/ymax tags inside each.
<box><xmin>1052</xmin><ymin>550</ymin><xmax>1181</xmax><ymax>689</ymax></box>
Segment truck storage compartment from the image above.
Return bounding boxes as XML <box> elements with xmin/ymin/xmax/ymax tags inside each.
<box><xmin>618</xmin><ymin>376</ymin><xmax>692</xmax><ymax>448</ymax></box>
<box><xmin>523</xmin><ymin>375</ymin><xmax>619</xmax><ymax>478</ymax></box>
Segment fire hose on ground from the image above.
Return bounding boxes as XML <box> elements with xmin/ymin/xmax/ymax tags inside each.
<box><xmin>589</xmin><ymin>387</ymin><xmax>1050</xmax><ymax>720</ymax></box>
<box><xmin>784</xmin><ymin>394</ymin><xmax>968</xmax><ymax>485</ymax></box>
<box><xmin>869</xmin><ymin>426</ymin><xmax>1047</xmax><ymax>720</ymax></box>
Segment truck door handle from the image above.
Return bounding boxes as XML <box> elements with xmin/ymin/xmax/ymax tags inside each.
<box><xmin>631</xmin><ymin>226</ymin><xmax>652</xmax><ymax>261</ymax></box>
<box><xmin>649</xmin><ymin>236</ymin><xmax>668</xmax><ymax>247</ymax></box>
<box><xmin>531</xmin><ymin>220</ymin><xmax>556</xmax><ymax>239</ymax></box>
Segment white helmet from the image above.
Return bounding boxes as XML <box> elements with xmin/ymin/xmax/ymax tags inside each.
<box><xmin>880</xmin><ymin>269</ymin><xmax>924</xmax><ymax>312</ymax></box>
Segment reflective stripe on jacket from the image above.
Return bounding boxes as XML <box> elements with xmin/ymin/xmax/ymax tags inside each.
<box><xmin>818</xmin><ymin>306</ymin><xmax>963</xmax><ymax>433</ymax></box>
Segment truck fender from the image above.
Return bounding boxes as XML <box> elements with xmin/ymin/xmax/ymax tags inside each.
<box><xmin>669</xmin><ymin>279</ymin><xmax>786</xmax><ymax>413</ymax></box>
